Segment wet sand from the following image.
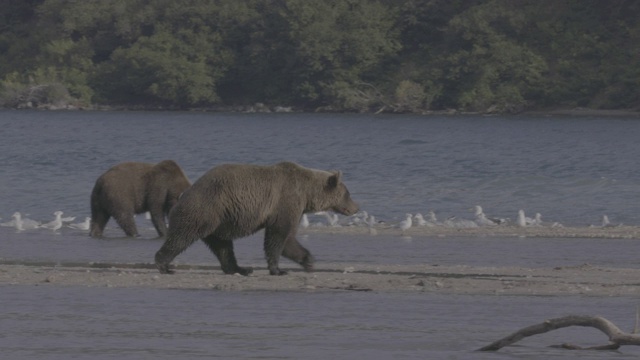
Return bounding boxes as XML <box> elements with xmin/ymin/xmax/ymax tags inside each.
<box><xmin>0</xmin><ymin>226</ymin><xmax>640</xmax><ymax>296</ymax></box>
<box><xmin>2</xmin><ymin>260</ymin><xmax>639</xmax><ymax>296</ymax></box>
<box><xmin>2</xmin><ymin>226</ymin><xmax>640</xmax><ymax>296</ymax></box>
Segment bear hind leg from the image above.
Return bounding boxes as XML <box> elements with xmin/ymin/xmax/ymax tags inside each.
<box><xmin>113</xmin><ymin>211</ymin><xmax>139</xmax><ymax>237</ymax></box>
<box><xmin>202</xmin><ymin>235</ymin><xmax>253</xmax><ymax>276</ymax></box>
<box><xmin>155</xmin><ymin>233</ymin><xmax>200</xmax><ymax>274</ymax></box>
<box><xmin>264</xmin><ymin>227</ymin><xmax>294</xmax><ymax>275</ymax></box>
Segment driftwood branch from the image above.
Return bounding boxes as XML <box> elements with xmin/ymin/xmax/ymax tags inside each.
<box><xmin>479</xmin><ymin>315</ymin><xmax>640</xmax><ymax>351</ymax></box>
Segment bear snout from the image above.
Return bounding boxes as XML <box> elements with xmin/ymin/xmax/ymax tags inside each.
<box><xmin>336</xmin><ymin>203</ymin><xmax>358</xmax><ymax>216</ymax></box>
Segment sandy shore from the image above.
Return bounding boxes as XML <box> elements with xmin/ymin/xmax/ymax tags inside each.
<box><xmin>2</xmin><ymin>225</ymin><xmax>640</xmax><ymax>295</ymax></box>
<box><xmin>2</xmin><ymin>260</ymin><xmax>639</xmax><ymax>296</ymax></box>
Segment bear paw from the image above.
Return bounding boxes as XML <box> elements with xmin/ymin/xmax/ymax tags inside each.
<box><xmin>303</xmin><ymin>263</ymin><xmax>314</xmax><ymax>272</ymax></box>
<box><xmin>236</xmin><ymin>267</ymin><xmax>253</xmax><ymax>276</ymax></box>
<box><xmin>156</xmin><ymin>263</ymin><xmax>175</xmax><ymax>274</ymax></box>
<box><xmin>224</xmin><ymin>267</ymin><xmax>253</xmax><ymax>276</ymax></box>
<box><xmin>269</xmin><ymin>269</ymin><xmax>288</xmax><ymax>276</ymax></box>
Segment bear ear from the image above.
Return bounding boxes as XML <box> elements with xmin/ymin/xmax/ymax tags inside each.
<box><xmin>327</xmin><ymin>171</ymin><xmax>342</xmax><ymax>188</ymax></box>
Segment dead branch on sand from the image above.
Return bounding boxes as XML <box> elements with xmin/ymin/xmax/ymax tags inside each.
<box><xmin>479</xmin><ymin>315</ymin><xmax>640</xmax><ymax>351</ymax></box>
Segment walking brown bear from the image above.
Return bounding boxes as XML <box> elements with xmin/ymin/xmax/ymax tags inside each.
<box><xmin>155</xmin><ymin>161</ymin><xmax>359</xmax><ymax>275</ymax></box>
<box><xmin>90</xmin><ymin>160</ymin><xmax>191</xmax><ymax>238</ymax></box>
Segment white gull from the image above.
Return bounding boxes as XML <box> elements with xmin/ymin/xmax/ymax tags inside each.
<box><xmin>424</xmin><ymin>210</ymin><xmax>439</xmax><ymax>226</ymax></box>
<box><xmin>10</xmin><ymin>212</ymin><xmax>41</xmax><ymax>231</ymax></box>
<box><xmin>315</xmin><ymin>211</ymin><xmax>340</xmax><ymax>227</ymax></box>
<box><xmin>366</xmin><ymin>214</ymin><xmax>378</xmax><ymax>235</ymax></box>
<box><xmin>532</xmin><ymin>213</ymin><xmax>542</xmax><ymax>226</ymax></box>
<box><xmin>300</xmin><ymin>214</ymin><xmax>310</xmax><ymax>229</ymax></box>
<box><xmin>600</xmin><ymin>215</ymin><xmax>621</xmax><ymax>228</ymax></box>
<box><xmin>68</xmin><ymin>217</ymin><xmax>91</xmax><ymax>230</ymax></box>
<box><xmin>398</xmin><ymin>213</ymin><xmax>413</xmax><ymax>234</ymax></box>
<box><xmin>413</xmin><ymin>213</ymin><xmax>427</xmax><ymax>226</ymax></box>
<box><xmin>517</xmin><ymin>210</ymin><xmax>536</xmax><ymax>227</ymax></box>
<box><xmin>41</xmin><ymin>211</ymin><xmax>64</xmax><ymax>231</ymax></box>
<box><xmin>473</xmin><ymin>205</ymin><xmax>504</xmax><ymax>226</ymax></box>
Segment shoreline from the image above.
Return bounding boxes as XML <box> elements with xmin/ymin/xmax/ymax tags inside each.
<box><xmin>2</xmin><ymin>104</ymin><xmax>639</xmax><ymax>117</ymax></box>
<box><xmin>301</xmin><ymin>224</ymin><xmax>640</xmax><ymax>240</ymax></box>
<box><xmin>1</xmin><ymin>260</ymin><xmax>639</xmax><ymax>296</ymax></box>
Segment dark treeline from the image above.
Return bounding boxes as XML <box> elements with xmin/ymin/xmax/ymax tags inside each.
<box><xmin>1</xmin><ymin>0</ymin><xmax>639</xmax><ymax>113</ymax></box>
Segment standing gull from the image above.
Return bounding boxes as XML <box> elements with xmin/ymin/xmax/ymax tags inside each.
<box><xmin>366</xmin><ymin>214</ymin><xmax>377</xmax><ymax>235</ymax></box>
<box><xmin>413</xmin><ymin>213</ymin><xmax>428</xmax><ymax>226</ymax></box>
<box><xmin>532</xmin><ymin>213</ymin><xmax>542</xmax><ymax>226</ymax></box>
<box><xmin>300</xmin><ymin>214</ymin><xmax>310</xmax><ymax>229</ymax></box>
<box><xmin>601</xmin><ymin>215</ymin><xmax>621</xmax><ymax>228</ymax></box>
<box><xmin>517</xmin><ymin>210</ymin><xmax>527</xmax><ymax>227</ymax></box>
<box><xmin>426</xmin><ymin>210</ymin><xmax>439</xmax><ymax>226</ymax></box>
<box><xmin>398</xmin><ymin>213</ymin><xmax>413</xmax><ymax>235</ymax></box>
<box><xmin>517</xmin><ymin>210</ymin><xmax>536</xmax><ymax>227</ymax></box>
<box><xmin>41</xmin><ymin>211</ymin><xmax>64</xmax><ymax>231</ymax></box>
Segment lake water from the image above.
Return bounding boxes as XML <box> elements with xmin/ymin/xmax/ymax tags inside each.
<box><xmin>1</xmin><ymin>110</ymin><xmax>640</xmax><ymax>359</ymax></box>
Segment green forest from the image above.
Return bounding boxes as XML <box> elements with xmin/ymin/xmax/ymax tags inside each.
<box><xmin>1</xmin><ymin>0</ymin><xmax>639</xmax><ymax>113</ymax></box>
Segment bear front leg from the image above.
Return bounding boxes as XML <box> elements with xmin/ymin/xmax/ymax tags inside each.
<box><xmin>203</xmin><ymin>235</ymin><xmax>253</xmax><ymax>276</ymax></box>
<box><xmin>89</xmin><ymin>211</ymin><xmax>110</xmax><ymax>238</ymax></box>
<box><xmin>264</xmin><ymin>226</ymin><xmax>291</xmax><ymax>275</ymax></box>
<box><xmin>282</xmin><ymin>237</ymin><xmax>315</xmax><ymax>272</ymax></box>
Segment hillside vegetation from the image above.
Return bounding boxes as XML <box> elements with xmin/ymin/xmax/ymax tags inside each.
<box><xmin>1</xmin><ymin>0</ymin><xmax>638</xmax><ymax>113</ymax></box>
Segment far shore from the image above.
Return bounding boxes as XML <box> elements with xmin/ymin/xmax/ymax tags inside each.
<box><xmin>2</xmin><ymin>103</ymin><xmax>639</xmax><ymax>117</ymax></box>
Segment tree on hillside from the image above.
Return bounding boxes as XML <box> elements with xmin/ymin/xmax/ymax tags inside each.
<box><xmin>218</xmin><ymin>0</ymin><xmax>400</xmax><ymax>111</ymax></box>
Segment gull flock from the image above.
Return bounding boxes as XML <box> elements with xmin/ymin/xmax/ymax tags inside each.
<box><xmin>301</xmin><ymin>205</ymin><xmax>530</xmax><ymax>230</ymax></box>
<box><xmin>301</xmin><ymin>205</ymin><xmax>620</xmax><ymax>236</ymax></box>
<box><xmin>1</xmin><ymin>205</ymin><xmax>620</xmax><ymax>236</ymax></box>
<box><xmin>1</xmin><ymin>211</ymin><xmax>89</xmax><ymax>232</ymax></box>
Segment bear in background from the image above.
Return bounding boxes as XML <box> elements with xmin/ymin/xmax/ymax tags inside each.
<box><xmin>90</xmin><ymin>160</ymin><xmax>191</xmax><ymax>238</ymax></box>
<box><xmin>155</xmin><ymin>161</ymin><xmax>358</xmax><ymax>275</ymax></box>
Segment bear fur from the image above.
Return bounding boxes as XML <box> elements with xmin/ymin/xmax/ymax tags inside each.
<box><xmin>155</xmin><ymin>161</ymin><xmax>358</xmax><ymax>275</ymax></box>
<box><xmin>90</xmin><ymin>160</ymin><xmax>191</xmax><ymax>238</ymax></box>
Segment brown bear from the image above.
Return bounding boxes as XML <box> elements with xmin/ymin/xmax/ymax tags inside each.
<box><xmin>90</xmin><ymin>160</ymin><xmax>191</xmax><ymax>238</ymax></box>
<box><xmin>155</xmin><ymin>161</ymin><xmax>358</xmax><ymax>275</ymax></box>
